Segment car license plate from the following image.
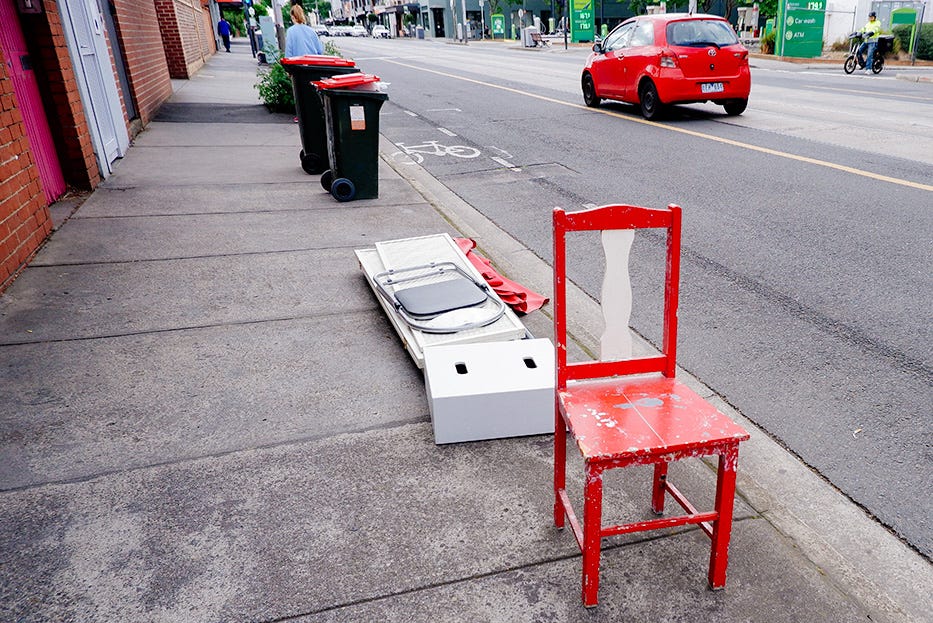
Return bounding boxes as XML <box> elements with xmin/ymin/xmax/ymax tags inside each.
<box><xmin>701</xmin><ymin>82</ymin><xmax>724</xmax><ymax>94</ymax></box>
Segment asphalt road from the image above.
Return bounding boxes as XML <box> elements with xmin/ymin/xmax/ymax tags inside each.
<box><xmin>334</xmin><ymin>37</ymin><xmax>933</xmax><ymax>558</ymax></box>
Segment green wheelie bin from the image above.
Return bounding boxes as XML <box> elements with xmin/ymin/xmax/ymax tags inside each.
<box><xmin>280</xmin><ymin>55</ymin><xmax>359</xmax><ymax>175</ymax></box>
<box><xmin>313</xmin><ymin>73</ymin><xmax>388</xmax><ymax>202</ymax></box>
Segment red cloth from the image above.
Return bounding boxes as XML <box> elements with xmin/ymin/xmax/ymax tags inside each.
<box><xmin>454</xmin><ymin>238</ymin><xmax>548</xmax><ymax>315</ymax></box>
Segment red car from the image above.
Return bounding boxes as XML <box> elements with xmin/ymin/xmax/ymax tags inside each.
<box><xmin>582</xmin><ymin>14</ymin><xmax>751</xmax><ymax>119</ymax></box>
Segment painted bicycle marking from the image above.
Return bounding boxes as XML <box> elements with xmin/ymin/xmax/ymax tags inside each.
<box><xmin>390</xmin><ymin>141</ymin><xmax>481</xmax><ymax>165</ymax></box>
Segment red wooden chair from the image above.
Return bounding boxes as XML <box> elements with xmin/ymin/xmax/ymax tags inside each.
<box><xmin>552</xmin><ymin>203</ymin><xmax>750</xmax><ymax>608</ymax></box>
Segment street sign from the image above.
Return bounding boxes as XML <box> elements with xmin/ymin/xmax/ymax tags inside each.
<box><xmin>491</xmin><ymin>13</ymin><xmax>504</xmax><ymax>37</ymax></box>
<box><xmin>776</xmin><ymin>0</ymin><xmax>826</xmax><ymax>58</ymax></box>
<box><xmin>571</xmin><ymin>0</ymin><xmax>594</xmax><ymax>42</ymax></box>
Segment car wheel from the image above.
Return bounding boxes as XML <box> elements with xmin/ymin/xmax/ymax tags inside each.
<box><xmin>843</xmin><ymin>56</ymin><xmax>858</xmax><ymax>74</ymax></box>
<box><xmin>582</xmin><ymin>74</ymin><xmax>600</xmax><ymax>108</ymax></box>
<box><xmin>638</xmin><ymin>80</ymin><xmax>664</xmax><ymax>120</ymax></box>
<box><xmin>723</xmin><ymin>99</ymin><xmax>748</xmax><ymax>116</ymax></box>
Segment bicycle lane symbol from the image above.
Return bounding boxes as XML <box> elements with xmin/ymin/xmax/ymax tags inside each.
<box><xmin>390</xmin><ymin>141</ymin><xmax>481</xmax><ymax>165</ymax></box>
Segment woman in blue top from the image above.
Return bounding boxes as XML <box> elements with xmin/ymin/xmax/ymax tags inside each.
<box><xmin>285</xmin><ymin>4</ymin><xmax>324</xmax><ymax>57</ymax></box>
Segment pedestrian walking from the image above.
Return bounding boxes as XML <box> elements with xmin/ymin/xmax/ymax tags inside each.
<box><xmin>284</xmin><ymin>4</ymin><xmax>323</xmax><ymax>57</ymax></box>
<box><xmin>218</xmin><ymin>16</ymin><xmax>232</xmax><ymax>53</ymax></box>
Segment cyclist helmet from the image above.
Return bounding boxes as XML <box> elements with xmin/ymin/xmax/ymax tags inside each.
<box><xmin>868</xmin><ymin>11</ymin><xmax>876</xmax><ymax>17</ymax></box>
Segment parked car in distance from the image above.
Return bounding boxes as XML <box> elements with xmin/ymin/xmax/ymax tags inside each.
<box><xmin>330</xmin><ymin>25</ymin><xmax>350</xmax><ymax>36</ymax></box>
<box><xmin>371</xmin><ymin>25</ymin><xmax>390</xmax><ymax>38</ymax></box>
<box><xmin>581</xmin><ymin>13</ymin><xmax>751</xmax><ymax>119</ymax></box>
<box><xmin>313</xmin><ymin>25</ymin><xmax>330</xmax><ymax>36</ymax></box>
<box><xmin>350</xmin><ymin>25</ymin><xmax>368</xmax><ymax>37</ymax></box>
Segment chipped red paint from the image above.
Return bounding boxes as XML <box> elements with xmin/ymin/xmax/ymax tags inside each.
<box><xmin>552</xmin><ymin>203</ymin><xmax>750</xmax><ymax>608</ymax></box>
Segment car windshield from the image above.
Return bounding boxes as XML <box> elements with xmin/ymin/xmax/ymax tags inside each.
<box><xmin>667</xmin><ymin>19</ymin><xmax>739</xmax><ymax>47</ymax></box>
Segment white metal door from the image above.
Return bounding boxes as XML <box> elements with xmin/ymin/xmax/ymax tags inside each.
<box><xmin>59</xmin><ymin>0</ymin><xmax>129</xmax><ymax>176</ymax></box>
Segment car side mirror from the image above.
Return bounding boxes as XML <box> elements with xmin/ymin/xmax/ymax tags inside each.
<box><xmin>592</xmin><ymin>42</ymin><xmax>603</xmax><ymax>53</ymax></box>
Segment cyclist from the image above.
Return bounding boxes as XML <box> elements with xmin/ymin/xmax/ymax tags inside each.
<box><xmin>857</xmin><ymin>11</ymin><xmax>882</xmax><ymax>73</ymax></box>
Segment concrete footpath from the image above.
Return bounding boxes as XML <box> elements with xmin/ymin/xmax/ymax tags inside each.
<box><xmin>1</xmin><ymin>40</ymin><xmax>931</xmax><ymax>622</ymax></box>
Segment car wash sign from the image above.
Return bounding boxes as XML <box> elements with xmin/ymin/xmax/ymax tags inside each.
<box><xmin>776</xmin><ymin>0</ymin><xmax>826</xmax><ymax>58</ymax></box>
<box><xmin>571</xmin><ymin>0</ymin><xmax>594</xmax><ymax>43</ymax></box>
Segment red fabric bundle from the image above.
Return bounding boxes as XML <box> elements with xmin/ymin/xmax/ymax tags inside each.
<box><xmin>454</xmin><ymin>237</ymin><xmax>549</xmax><ymax>315</ymax></box>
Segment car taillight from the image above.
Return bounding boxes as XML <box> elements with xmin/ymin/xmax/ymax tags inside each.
<box><xmin>734</xmin><ymin>50</ymin><xmax>749</xmax><ymax>62</ymax></box>
<box><xmin>660</xmin><ymin>52</ymin><xmax>677</xmax><ymax>68</ymax></box>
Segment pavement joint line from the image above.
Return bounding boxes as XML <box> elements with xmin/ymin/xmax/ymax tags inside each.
<box><xmin>0</xmin><ymin>417</ymin><xmax>427</xmax><ymax>496</ymax></box>
<box><xmin>0</xmin><ymin>308</ymin><xmax>380</xmax><ymax>348</ymax></box>
<box><xmin>69</xmin><ymin>205</ymin><xmax>423</xmax><ymax>219</ymax></box>
<box><xmin>383</xmin><ymin>58</ymin><xmax>933</xmax><ymax>193</ymax></box>
<box><xmin>259</xmin><ymin>517</ymin><xmax>762</xmax><ymax>623</ymax></box>
<box><xmin>28</xmin><ymin>243</ymin><xmax>386</xmax><ymax>268</ymax></box>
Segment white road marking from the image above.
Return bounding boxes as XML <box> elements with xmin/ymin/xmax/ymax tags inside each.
<box><xmin>403</xmin><ymin>110</ymin><xmax>418</xmax><ymax>117</ymax></box>
<box><xmin>427</xmin><ymin>108</ymin><xmax>463</xmax><ymax>112</ymax></box>
<box><xmin>487</xmin><ymin>146</ymin><xmax>514</xmax><ymax>158</ymax></box>
<box><xmin>491</xmin><ymin>156</ymin><xmax>521</xmax><ymax>171</ymax></box>
<box><xmin>437</xmin><ymin>127</ymin><xmax>457</xmax><ymax>137</ymax></box>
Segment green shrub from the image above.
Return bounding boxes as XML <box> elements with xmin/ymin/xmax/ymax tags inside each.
<box><xmin>829</xmin><ymin>36</ymin><xmax>849</xmax><ymax>52</ymax></box>
<box><xmin>324</xmin><ymin>40</ymin><xmax>342</xmax><ymax>57</ymax></box>
<box><xmin>893</xmin><ymin>22</ymin><xmax>933</xmax><ymax>60</ymax></box>
<box><xmin>760</xmin><ymin>30</ymin><xmax>776</xmax><ymax>55</ymax></box>
<box><xmin>254</xmin><ymin>47</ymin><xmax>344</xmax><ymax>114</ymax></box>
<box><xmin>255</xmin><ymin>61</ymin><xmax>295</xmax><ymax>114</ymax></box>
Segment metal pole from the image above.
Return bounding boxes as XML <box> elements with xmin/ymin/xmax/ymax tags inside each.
<box><xmin>480</xmin><ymin>0</ymin><xmax>485</xmax><ymax>39</ymax></box>
<box><xmin>563</xmin><ymin>2</ymin><xmax>568</xmax><ymax>49</ymax></box>
<box><xmin>462</xmin><ymin>0</ymin><xmax>469</xmax><ymax>43</ymax></box>
<box><xmin>913</xmin><ymin>1</ymin><xmax>926</xmax><ymax>65</ymax></box>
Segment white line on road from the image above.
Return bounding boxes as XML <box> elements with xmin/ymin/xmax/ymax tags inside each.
<box><xmin>403</xmin><ymin>110</ymin><xmax>418</xmax><ymax>117</ymax></box>
<box><xmin>427</xmin><ymin>108</ymin><xmax>463</xmax><ymax>112</ymax></box>
<box><xmin>491</xmin><ymin>156</ymin><xmax>521</xmax><ymax>171</ymax></box>
<box><xmin>487</xmin><ymin>146</ymin><xmax>514</xmax><ymax>159</ymax></box>
<box><xmin>437</xmin><ymin>127</ymin><xmax>457</xmax><ymax>137</ymax></box>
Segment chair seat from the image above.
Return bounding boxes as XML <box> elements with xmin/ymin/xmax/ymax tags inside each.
<box><xmin>559</xmin><ymin>375</ymin><xmax>749</xmax><ymax>461</ymax></box>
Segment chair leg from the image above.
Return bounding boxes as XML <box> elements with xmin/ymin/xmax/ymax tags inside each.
<box><xmin>708</xmin><ymin>445</ymin><xmax>739</xmax><ymax>589</ymax></box>
<box><xmin>582</xmin><ymin>461</ymin><xmax>603</xmax><ymax>608</ymax></box>
<box><xmin>651</xmin><ymin>462</ymin><xmax>668</xmax><ymax>514</ymax></box>
<box><xmin>554</xmin><ymin>407</ymin><xmax>566</xmax><ymax>528</ymax></box>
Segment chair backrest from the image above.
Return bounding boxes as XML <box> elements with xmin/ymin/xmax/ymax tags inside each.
<box><xmin>552</xmin><ymin>203</ymin><xmax>682</xmax><ymax>390</ymax></box>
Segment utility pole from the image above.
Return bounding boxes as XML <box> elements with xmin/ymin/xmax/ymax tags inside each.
<box><xmin>462</xmin><ymin>0</ymin><xmax>469</xmax><ymax>43</ymax></box>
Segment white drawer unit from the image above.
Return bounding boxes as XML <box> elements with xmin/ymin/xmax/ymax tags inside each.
<box><xmin>424</xmin><ymin>338</ymin><xmax>555</xmax><ymax>444</ymax></box>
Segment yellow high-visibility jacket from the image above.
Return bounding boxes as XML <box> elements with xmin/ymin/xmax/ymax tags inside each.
<box><xmin>861</xmin><ymin>19</ymin><xmax>882</xmax><ymax>40</ymax></box>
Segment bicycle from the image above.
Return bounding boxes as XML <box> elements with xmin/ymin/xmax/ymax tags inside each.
<box><xmin>391</xmin><ymin>141</ymin><xmax>481</xmax><ymax>165</ymax></box>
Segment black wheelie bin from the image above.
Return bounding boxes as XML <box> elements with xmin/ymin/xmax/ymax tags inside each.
<box><xmin>313</xmin><ymin>73</ymin><xmax>388</xmax><ymax>202</ymax></box>
<box><xmin>280</xmin><ymin>55</ymin><xmax>359</xmax><ymax>174</ymax></box>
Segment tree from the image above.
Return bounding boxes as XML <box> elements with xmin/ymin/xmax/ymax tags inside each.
<box><xmin>744</xmin><ymin>0</ymin><xmax>777</xmax><ymax>19</ymax></box>
<box><xmin>722</xmin><ymin>0</ymin><xmax>740</xmax><ymax>21</ymax></box>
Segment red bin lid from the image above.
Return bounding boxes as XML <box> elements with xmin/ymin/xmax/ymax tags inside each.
<box><xmin>280</xmin><ymin>55</ymin><xmax>356</xmax><ymax>67</ymax></box>
<box><xmin>312</xmin><ymin>73</ymin><xmax>381</xmax><ymax>90</ymax></box>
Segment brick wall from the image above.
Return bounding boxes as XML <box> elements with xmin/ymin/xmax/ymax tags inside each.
<box><xmin>157</xmin><ymin>0</ymin><xmax>211</xmax><ymax>79</ymax></box>
<box><xmin>112</xmin><ymin>0</ymin><xmax>173</xmax><ymax>125</ymax></box>
<box><xmin>23</xmin><ymin>5</ymin><xmax>101</xmax><ymax>190</ymax></box>
<box><xmin>0</xmin><ymin>56</ymin><xmax>53</xmax><ymax>293</ymax></box>
<box><xmin>200</xmin><ymin>1</ymin><xmax>217</xmax><ymax>56</ymax></box>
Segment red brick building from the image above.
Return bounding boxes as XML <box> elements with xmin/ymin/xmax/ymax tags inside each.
<box><xmin>0</xmin><ymin>0</ymin><xmax>219</xmax><ymax>293</ymax></box>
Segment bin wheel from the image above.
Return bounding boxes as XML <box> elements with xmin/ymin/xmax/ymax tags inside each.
<box><xmin>320</xmin><ymin>169</ymin><xmax>334</xmax><ymax>192</ymax></box>
<box><xmin>330</xmin><ymin>178</ymin><xmax>356</xmax><ymax>202</ymax></box>
<box><xmin>300</xmin><ymin>150</ymin><xmax>324</xmax><ymax>175</ymax></box>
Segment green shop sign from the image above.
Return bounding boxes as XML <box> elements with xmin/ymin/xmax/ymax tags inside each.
<box><xmin>776</xmin><ymin>0</ymin><xmax>826</xmax><ymax>58</ymax></box>
<box><xmin>571</xmin><ymin>0</ymin><xmax>594</xmax><ymax>43</ymax></box>
<box><xmin>491</xmin><ymin>13</ymin><xmax>505</xmax><ymax>37</ymax></box>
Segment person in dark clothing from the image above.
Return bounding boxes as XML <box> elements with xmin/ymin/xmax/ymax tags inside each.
<box><xmin>218</xmin><ymin>17</ymin><xmax>232</xmax><ymax>52</ymax></box>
